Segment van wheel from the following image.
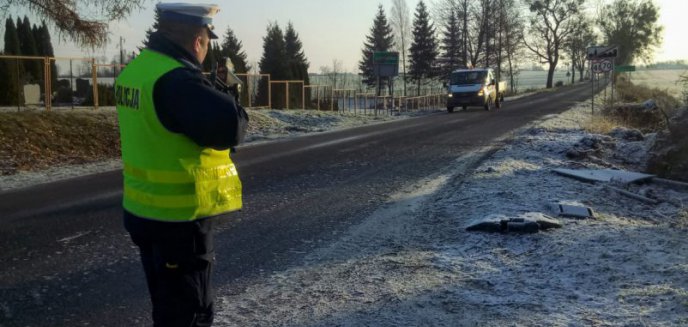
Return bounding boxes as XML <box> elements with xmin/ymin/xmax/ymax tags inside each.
<box><xmin>447</xmin><ymin>106</ymin><xmax>454</xmax><ymax>113</ymax></box>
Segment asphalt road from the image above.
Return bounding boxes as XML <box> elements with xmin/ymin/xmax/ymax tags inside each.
<box><xmin>0</xmin><ymin>83</ymin><xmax>597</xmax><ymax>326</ymax></box>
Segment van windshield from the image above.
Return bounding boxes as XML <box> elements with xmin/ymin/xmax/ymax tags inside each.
<box><xmin>450</xmin><ymin>71</ymin><xmax>487</xmax><ymax>85</ymax></box>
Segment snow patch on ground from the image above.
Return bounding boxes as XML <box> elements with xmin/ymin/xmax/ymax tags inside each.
<box><xmin>0</xmin><ymin>159</ymin><xmax>123</xmax><ymax>191</ymax></box>
<box><xmin>214</xmin><ymin>101</ymin><xmax>688</xmax><ymax>326</ymax></box>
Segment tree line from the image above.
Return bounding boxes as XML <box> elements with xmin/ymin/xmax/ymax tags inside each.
<box><xmin>359</xmin><ymin>0</ymin><xmax>662</xmax><ymax>95</ymax></box>
<box><xmin>136</xmin><ymin>10</ymin><xmax>308</xmax><ymax>109</ymax></box>
<box><xmin>2</xmin><ymin>0</ymin><xmax>663</xmax><ymax>107</ymax></box>
<box><xmin>0</xmin><ymin>16</ymin><xmax>58</xmax><ymax>105</ymax></box>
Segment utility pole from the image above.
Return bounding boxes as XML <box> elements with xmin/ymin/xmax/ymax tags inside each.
<box><xmin>119</xmin><ymin>36</ymin><xmax>125</xmax><ymax>68</ymax></box>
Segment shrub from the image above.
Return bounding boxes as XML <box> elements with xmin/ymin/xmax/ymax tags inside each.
<box><xmin>646</xmin><ymin>108</ymin><xmax>688</xmax><ymax>181</ymax></box>
<box><xmin>583</xmin><ymin>115</ymin><xmax>623</xmax><ymax>134</ymax></box>
<box><xmin>604</xmin><ymin>78</ymin><xmax>682</xmax><ymax>132</ymax></box>
<box><xmin>614</xmin><ymin>77</ymin><xmax>680</xmax><ymax>115</ymax></box>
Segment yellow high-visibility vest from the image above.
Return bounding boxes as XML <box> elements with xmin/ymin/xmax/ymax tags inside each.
<box><xmin>116</xmin><ymin>49</ymin><xmax>242</xmax><ymax>221</ymax></box>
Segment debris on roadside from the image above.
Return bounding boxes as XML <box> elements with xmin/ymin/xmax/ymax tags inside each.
<box><xmin>552</xmin><ymin>168</ymin><xmax>654</xmax><ymax>184</ymax></box>
<box><xmin>653</xmin><ymin>177</ymin><xmax>688</xmax><ymax>190</ymax></box>
<box><xmin>565</xmin><ymin>135</ymin><xmax>616</xmax><ymax>162</ymax></box>
<box><xmin>466</xmin><ymin>212</ymin><xmax>562</xmax><ymax>233</ymax></box>
<box><xmin>551</xmin><ymin>166</ymin><xmax>688</xmax><ymax>206</ymax></box>
<box><xmin>603</xmin><ymin>184</ymin><xmax>660</xmax><ymax>205</ymax></box>
<box><xmin>548</xmin><ymin>202</ymin><xmax>595</xmax><ymax>219</ymax></box>
<box><xmin>608</xmin><ymin>127</ymin><xmax>644</xmax><ymax>141</ymax></box>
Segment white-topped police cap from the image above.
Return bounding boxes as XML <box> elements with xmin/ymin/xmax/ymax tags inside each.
<box><xmin>156</xmin><ymin>3</ymin><xmax>220</xmax><ymax>39</ymax></box>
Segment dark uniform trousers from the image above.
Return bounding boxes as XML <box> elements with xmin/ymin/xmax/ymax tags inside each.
<box><xmin>124</xmin><ymin>213</ymin><xmax>216</xmax><ymax>327</ymax></box>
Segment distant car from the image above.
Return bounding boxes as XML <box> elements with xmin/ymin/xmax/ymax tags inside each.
<box><xmin>446</xmin><ymin>68</ymin><xmax>506</xmax><ymax>113</ymax></box>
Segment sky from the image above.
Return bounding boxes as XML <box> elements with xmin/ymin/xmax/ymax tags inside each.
<box><xmin>59</xmin><ymin>0</ymin><xmax>421</xmax><ymax>73</ymax></box>
<box><xmin>3</xmin><ymin>0</ymin><xmax>688</xmax><ymax>73</ymax></box>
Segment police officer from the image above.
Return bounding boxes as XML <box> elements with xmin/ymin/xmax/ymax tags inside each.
<box><xmin>115</xmin><ymin>3</ymin><xmax>248</xmax><ymax>326</ymax></box>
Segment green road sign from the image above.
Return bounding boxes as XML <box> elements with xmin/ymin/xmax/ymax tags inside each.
<box><xmin>372</xmin><ymin>51</ymin><xmax>399</xmax><ymax>65</ymax></box>
<box><xmin>615</xmin><ymin>65</ymin><xmax>636</xmax><ymax>72</ymax></box>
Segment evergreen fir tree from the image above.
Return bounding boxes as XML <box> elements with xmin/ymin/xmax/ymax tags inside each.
<box><xmin>32</xmin><ymin>24</ymin><xmax>43</xmax><ymax>56</ymax></box>
<box><xmin>0</xmin><ymin>51</ymin><xmax>12</xmax><ymax>106</ymax></box>
<box><xmin>408</xmin><ymin>1</ymin><xmax>438</xmax><ymax>95</ymax></box>
<box><xmin>139</xmin><ymin>9</ymin><xmax>161</xmax><ymax>51</ymax></box>
<box><xmin>219</xmin><ymin>28</ymin><xmax>250</xmax><ymax>106</ymax></box>
<box><xmin>3</xmin><ymin>18</ymin><xmax>21</xmax><ymax>55</ymax></box>
<box><xmin>439</xmin><ymin>9</ymin><xmax>463</xmax><ymax>79</ymax></box>
<box><xmin>220</xmin><ymin>27</ymin><xmax>250</xmax><ymax>74</ymax></box>
<box><xmin>17</xmin><ymin>16</ymin><xmax>40</xmax><ymax>82</ymax></box>
<box><xmin>39</xmin><ymin>21</ymin><xmax>58</xmax><ymax>89</ymax></box>
<box><xmin>3</xmin><ymin>18</ymin><xmax>23</xmax><ymax>105</ymax></box>
<box><xmin>284</xmin><ymin>22</ymin><xmax>309</xmax><ymax>80</ymax></box>
<box><xmin>19</xmin><ymin>17</ymin><xmax>39</xmax><ymax>56</ymax></box>
<box><xmin>259</xmin><ymin>23</ymin><xmax>289</xmax><ymax>79</ymax></box>
<box><xmin>30</xmin><ymin>23</ymin><xmax>47</xmax><ymax>97</ymax></box>
<box><xmin>213</xmin><ymin>41</ymin><xmax>223</xmax><ymax>62</ymax></box>
<box><xmin>258</xmin><ymin>23</ymin><xmax>289</xmax><ymax>108</ymax></box>
<box><xmin>0</xmin><ymin>54</ymin><xmax>6</xmax><ymax>104</ymax></box>
<box><xmin>284</xmin><ymin>22</ymin><xmax>310</xmax><ymax>108</ymax></box>
<box><xmin>358</xmin><ymin>5</ymin><xmax>395</xmax><ymax>91</ymax></box>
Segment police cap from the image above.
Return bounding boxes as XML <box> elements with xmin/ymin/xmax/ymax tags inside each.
<box><xmin>156</xmin><ymin>3</ymin><xmax>220</xmax><ymax>39</ymax></box>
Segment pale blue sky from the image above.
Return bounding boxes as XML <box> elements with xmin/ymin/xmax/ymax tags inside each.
<box><xmin>64</xmin><ymin>0</ymin><xmax>420</xmax><ymax>73</ymax></box>
<box><xmin>5</xmin><ymin>0</ymin><xmax>688</xmax><ymax>72</ymax></box>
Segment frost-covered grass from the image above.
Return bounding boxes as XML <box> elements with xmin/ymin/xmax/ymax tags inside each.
<box><xmin>214</xmin><ymin>100</ymin><xmax>688</xmax><ymax>327</ymax></box>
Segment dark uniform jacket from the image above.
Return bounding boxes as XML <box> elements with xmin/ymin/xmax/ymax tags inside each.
<box><xmin>124</xmin><ymin>32</ymin><xmax>248</xmax><ymax>222</ymax></box>
<box><xmin>148</xmin><ymin>31</ymin><xmax>248</xmax><ymax>149</ymax></box>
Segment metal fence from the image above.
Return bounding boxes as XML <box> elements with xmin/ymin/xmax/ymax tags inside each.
<box><xmin>1</xmin><ymin>55</ymin><xmax>446</xmax><ymax>114</ymax></box>
<box><xmin>236</xmin><ymin>73</ymin><xmax>270</xmax><ymax>108</ymax></box>
<box><xmin>0</xmin><ymin>55</ymin><xmax>128</xmax><ymax>111</ymax></box>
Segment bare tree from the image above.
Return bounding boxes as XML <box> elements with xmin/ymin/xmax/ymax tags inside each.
<box><xmin>390</xmin><ymin>0</ymin><xmax>411</xmax><ymax>96</ymax></box>
<box><xmin>523</xmin><ymin>0</ymin><xmax>584</xmax><ymax>88</ymax></box>
<box><xmin>319</xmin><ymin>59</ymin><xmax>344</xmax><ymax>90</ymax></box>
<box><xmin>477</xmin><ymin>0</ymin><xmax>493</xmax><ymax>67</ymax></box>
<box><xmin>499</xmin><ymin>0</ymin><xmax>525</xmax><ymax>93</ymax></box>
<box><xmin>566</xmin><ymin>14</ymin><xmax>596</xmax><ymax>83</ymax></box>
<box><xmin>1</xmin><ymin>0</ymin><xmax>147</xmax><ymax>48</ymax></box>
<box><xmin>432</xmin><ymin>0</ymin><xmax>523</xmax><ymax>92</ymax></box>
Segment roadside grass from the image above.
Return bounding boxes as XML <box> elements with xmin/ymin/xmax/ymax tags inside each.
<box><xmin>0</xmin><ymin>109</ymin><xmax>120</xmax><ymax>174</ymax></box>
<box><xmin>615</xmin><ymin>77</ymin><xmax>681</xmax><ymax>114</ymax></box>
<box><xmin>583</xmin><ymin>78</ymin><xmax>683</xmax><ymax>134</ymax></box>
<box><xmin>583</xmin><ymin>114</ymin><xmax>624</xmax><ymax>134</ymax></box>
